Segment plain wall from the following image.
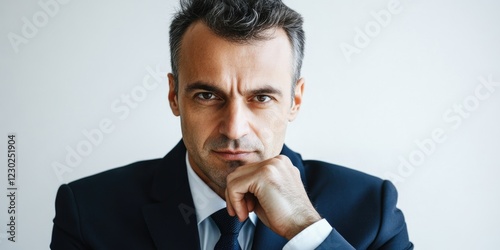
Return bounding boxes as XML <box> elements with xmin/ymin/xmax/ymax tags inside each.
<box><xmin>1</xmin><ymin>0</ymin><xmax>499</xmax><ymax>249</ymax></box>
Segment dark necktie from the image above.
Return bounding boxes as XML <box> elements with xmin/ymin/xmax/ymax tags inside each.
<box><xmin>211</xmin><ymin>208</ymin><xmax>247</xmax><ymax>250</ymax></box>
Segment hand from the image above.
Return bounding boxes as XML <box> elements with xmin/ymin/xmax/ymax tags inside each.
<box><xmin>224</xmin><ymin>155</ymin><xmax>322</xmax><ymax>240</ymax></box>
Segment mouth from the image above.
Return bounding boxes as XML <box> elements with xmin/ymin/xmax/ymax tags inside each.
<box><xmin>212</xmin><ymin>150</ymin><xmax>255</xmax><ymax>161</ymax></box>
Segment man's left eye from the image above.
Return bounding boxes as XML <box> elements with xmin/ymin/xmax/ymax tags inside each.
<box><xmin>253</xmin><ymin>95</ymin><xmax>272</xmax><ymax>103</ymax></box>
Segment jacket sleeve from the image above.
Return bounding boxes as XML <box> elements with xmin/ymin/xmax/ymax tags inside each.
<box><xmin>315</xmin><ymin>228</ymin><xmax>356</xmax><ymax>250</ymax></box>
<box><xmin>316</xmin><ymin>180</ymin><xmax>413</xmax><ymax>250</ymax></box>
<box><xmin>50</xmin><ymin>184</ymin><xmax>88</xmax><ymax>250</ymax></box>
<box><xmin>370</xmin><ymin>180</ymin><xmax>413</xmax><ymax>250</ymax></box>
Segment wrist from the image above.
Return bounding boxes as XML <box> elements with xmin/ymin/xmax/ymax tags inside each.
<box><xmin>285</xmin><ymin>211</ymin><xmax>322</xmax><ymax>240</ymax></box>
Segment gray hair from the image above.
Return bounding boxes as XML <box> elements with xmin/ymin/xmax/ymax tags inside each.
<box><xmin>169</xmin><ymin>0</ymin><xmax>305</xmax><ymax>93</ymax></box>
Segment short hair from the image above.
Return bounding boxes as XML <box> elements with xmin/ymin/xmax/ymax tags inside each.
<box><xmin>169</xmin><ymin>0</ymin><xmax>305</xmax><ymax>93</ymax></box>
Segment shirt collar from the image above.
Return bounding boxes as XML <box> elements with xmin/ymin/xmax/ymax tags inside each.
<box><xmin>185</xmin><ymin>152</ymin><xmax>257</xmax><ymax>226</ymax></box>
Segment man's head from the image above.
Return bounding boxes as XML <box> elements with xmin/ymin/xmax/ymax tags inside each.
<box><xmin>167</xmin><ymin>0</ymin><xmax>306</xmax><ymax>196</ymax></box>
<box><xmin>169</xmin><ymin>0</ymin><xmax>305</xmax><ymax>93</ymax></box>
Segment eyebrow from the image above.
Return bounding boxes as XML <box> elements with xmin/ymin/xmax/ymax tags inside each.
<box><xmin>184</xmin><ymin>82</ymin><xmax>283</xmax><ymax>97</ymax></box>
<box><xmin>185</xmin><ymin>81</ymin><xmax>222</xmax><ymax>94</ymax></box>
<box><xmin>249</xmin><ymin>85</ymin><xmax>283</xmax><ymax>97</ymax></box>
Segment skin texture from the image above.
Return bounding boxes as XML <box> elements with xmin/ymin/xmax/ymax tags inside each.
<box><xmin>168</xmin><ymin>21</ymin><xmax>320</xmax><ymax>240</ymax></box>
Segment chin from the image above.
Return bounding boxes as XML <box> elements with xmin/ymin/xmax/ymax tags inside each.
<box><xmin>225</xmin><ymin>160</ymin><xmax>245</xmax><ymax>168</ymax></box>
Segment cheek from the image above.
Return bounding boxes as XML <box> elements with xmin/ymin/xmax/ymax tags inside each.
<box><xmin>254</xmin><ymin>109</ymin><xmax>289</xmax><ymax>150</ymax></box>
<box><xmin>179</xmin><ymin>104</ymin><xmax>221</xmax><ymax>149</ymax></box>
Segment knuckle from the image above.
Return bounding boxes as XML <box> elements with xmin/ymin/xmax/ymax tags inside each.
<box><xmin>275</xmin><ymin>155</ymin><xmax>286</xmax><ymax>160</ymax></box>
<box><xmin>260</xmin><ymin>163</ymin><xmax>275</xmax><ymax>174</ymax></box>
<box><xmin>259</xmin><ymin>164</ymin><xmax>280</xmax><ymax>181</ymax></box>
<box><xmin>275</xmin><ymin>155</ymin><xmax>291</xmax><ymax>165</ymax></box>
<box><xmin>226</xmin><ymin>171</ymin><xmax>237</xmax><ymax>184</ymax></box>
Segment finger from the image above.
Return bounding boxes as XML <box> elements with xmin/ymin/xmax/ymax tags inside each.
<box><xmin>227</xmin><ymin>189</ymin><xmax>248</xmax><ymax>221</ymax></box>
<box><xmin>226</xmin><ymin>176</ymin><xmax>252</xmax><ymax>221</ymax></box>
<box><xmin>230</xmin><ymin>155</ymin><xmax>287</xmax><ymax>177</ymax></box>
<box><xmin>228</xmin><ymin>191</ymin><xmax>248</xmax><ymax>221</ymax></box>
<box><xmin>225</xmin><ymin>188</ymin><xmax>236</xmax><ymax>217</ymax></box>
<box><xmin>245</xmin><ymin>193</ymin><xmax>257</xmax><ymax>212</ymax></box>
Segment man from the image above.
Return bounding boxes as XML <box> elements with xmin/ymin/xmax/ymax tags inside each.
<box><xmin>51</xmin><ymin>0</ymin><xmax>413</xmax><ymax>249</ymax></box>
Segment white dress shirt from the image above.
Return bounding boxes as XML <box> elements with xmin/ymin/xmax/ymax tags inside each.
<box><xmin>185</xmin><ymin>153</ymin><xmax>332</xmax><ymax>250</ymax></box>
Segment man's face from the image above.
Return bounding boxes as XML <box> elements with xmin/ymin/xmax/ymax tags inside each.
<box><xmin>168</xmin><ymin>22</ymin><xmax>304</xmax><ymax>196</ymax></box>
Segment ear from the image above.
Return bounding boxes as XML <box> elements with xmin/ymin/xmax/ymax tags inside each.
<box><xmin>168</xmin><ymin>73</ymin><xmax>180</xmax><ymax>116</ymax></box>
<box><xmin>288</xmin><ymin>77</ymin><xmax>304</xmax><ymax>122</ymax></box>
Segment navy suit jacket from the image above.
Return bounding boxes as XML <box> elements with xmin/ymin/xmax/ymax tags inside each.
<box><xmin>51</xmin><ymin>140</ymin><xmax>413</xmax><ymax>249</ymax></box>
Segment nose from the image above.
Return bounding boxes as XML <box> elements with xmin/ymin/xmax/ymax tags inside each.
<box><xmin>218</xmin><ymin>100</ymin><xmax>251</xmax><ymax>140</ymax></box>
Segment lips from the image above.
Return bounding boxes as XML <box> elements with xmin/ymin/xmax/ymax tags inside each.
<box><xmin>212</xmin><ymin>150</ymin><xmax>254</xmax><ymax>161</ymax></box>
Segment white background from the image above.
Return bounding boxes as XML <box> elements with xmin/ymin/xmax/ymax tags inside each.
<box><xmin>1</xmin><ymin>0</ymin><xmax>499</xmax><ymax>249</ymax></box>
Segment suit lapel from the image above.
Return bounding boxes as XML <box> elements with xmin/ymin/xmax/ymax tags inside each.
<box><xmin>142</xmin><ymin>141</ymin><xmax>200</xmax><ymax>250</ymax></box>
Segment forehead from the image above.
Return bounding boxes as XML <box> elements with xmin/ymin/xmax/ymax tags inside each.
<box><xmin>177</xmin><ymin>22</ymin><xmax>294</xmax><ymax>90</ymax></box>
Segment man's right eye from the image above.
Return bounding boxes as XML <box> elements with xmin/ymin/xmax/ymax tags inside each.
<box><xmin>195</xmin><ymin>92</ymin><xmax>218</xmax><ymax>101</ymax></box>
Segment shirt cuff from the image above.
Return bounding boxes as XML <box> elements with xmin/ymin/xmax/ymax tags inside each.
<box><xmin>282</xmin><ymin>219</ymin><xmax>333</xmax><ymax>250</ymax></box>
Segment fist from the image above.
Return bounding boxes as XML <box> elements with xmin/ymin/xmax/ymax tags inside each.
<box><xmin>225</xmin><ymin>155</ymin><xmax>321</xmax><ymax>240</ymax></box>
